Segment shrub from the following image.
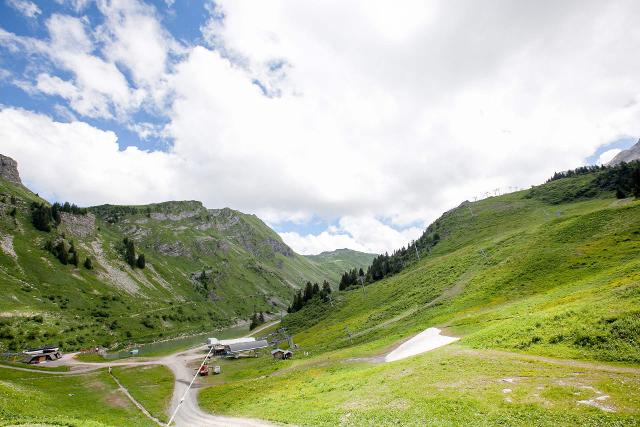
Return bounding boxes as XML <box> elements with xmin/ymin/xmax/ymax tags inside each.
<box><xmin>84</xmin><ymin>257</ymin><xmax>93</xmax><ymax>269</ymax></box>
<box><xmin>136</xmin><ymin>253</ymin><xmax>146</xmax><ymax>269</ymax></box>
<box><xmin>123</xmin><ymin>237</ymin><xmax>136</xmax><ymax>267</ymax></box>
<box><xmin>31</xmin><ymin>203</ymin><xmax>52</xmax><ymax>232</ymax></box>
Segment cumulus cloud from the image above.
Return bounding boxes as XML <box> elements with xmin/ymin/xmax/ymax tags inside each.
<box><xmin>596</xmin><ymin>149</ymin><xmax>622</xmax><ymax>165</ymax></box>
<box><xmin>0</xmin><ymin>108</ymin><xmax>177</xmax><ymax>205</ymax></box>
<box><xmin>2</xmin><ymin>1</ymin><xmax>640</xmax><ymax>254</ymax></box>
<box><xmin>280</xmin><ymin>216</ymin><xmax>423</xmax><ymax>255</ymax></box>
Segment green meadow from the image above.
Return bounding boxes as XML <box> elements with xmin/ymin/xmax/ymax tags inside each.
<box><xmin>198</xmin><ymin>174</ymin><xmax>640</xmax><ymax>425</ymax></box>
<box><xmin>0</xmin><ymin>368</ymin><xmax>157</xmax><ymax>426</ymax></box>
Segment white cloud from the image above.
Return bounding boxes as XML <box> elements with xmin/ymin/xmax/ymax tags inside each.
<box><xmin>6</xmin><ymin>0</ymin><xmax>41</xmax><ymax>18</ymax></box>
<box><xmin>279</xmin><ymin>216</ymin><xmax>422</xmax><ymax>255</ymax></box>
<box><xmin>597</xmin><ymin>149</ymin><xmax>622</xmax><ymax>165</ymax></box>
<box><xmin>0</xmin><ymin>107</ymin><xmax>177</xmax><ymax>205</ymax></box>
<box><xmin>96</xmin><ymin>0</ymin><xmax>174</xmax><ymax>92</ymax></box>
<box><xmin>127</xmin><ymin>122</ymin><xmax>166</xmax><ymax>140</ymax></box>
<box><xmin>53</xmin><ymin>0</ymin><xmax>90</xmax><ymax>12</ymax></box>
<box><xmin>3</xmin><ymin>1</ymin><xmax>640</xmax><ymax>254</ymax></box>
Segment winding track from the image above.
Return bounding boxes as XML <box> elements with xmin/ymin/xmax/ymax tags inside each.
<box><xmin>1</xmin><ymin>322</ymin><xmax>279</xmax><ymax>427</ymax></box>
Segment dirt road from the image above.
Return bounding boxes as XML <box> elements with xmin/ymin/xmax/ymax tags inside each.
<box><xmin>2</xmin><ymin>322</ymin><xmax>280</xmax><ymax>426</ymax></box>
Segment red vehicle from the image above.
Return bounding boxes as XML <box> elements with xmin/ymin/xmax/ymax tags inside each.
<box><xmin>198</xmin><ymin>364</ymin><xmax>209</xmax><ymax>376</ymax></box>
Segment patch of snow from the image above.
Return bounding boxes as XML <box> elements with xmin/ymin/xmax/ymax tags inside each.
<box><xmin>578</xmin><ymin>395</ymin><xmax>615</xmax><ymax>412</ymax></box>
<box><xmin>502</xmin><ymin>388</ymin><xmax>512</xmax><ymax>393</ymax></box>
<box><xmin>385</xmin><ymin>327</ymin><xmax>459</xmax><ymax>362</ymax></box>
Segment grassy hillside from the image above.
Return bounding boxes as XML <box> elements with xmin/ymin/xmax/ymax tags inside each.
<box><xmin>0</xmin><ymin>367</ymin><xmax>157</xmax><ymax>426</ymax></box>
<box><xmin>0</xmin><ymin>177</ymin><xmax>366</xmax><ymax>353</ymax></box>
<box><xmin>304</xmin><ymin>248</ymin><xmax>377</xmax><ymax>282</ymax></box>
<box><xmin>199</xmin><ymin>170</ymin><xmax>640</xmax><ymax>425</ymax></box>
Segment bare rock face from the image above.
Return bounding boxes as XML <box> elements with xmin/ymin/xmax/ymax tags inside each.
<box><xmin>608</xmin><ymin>139</ymin><xmax>640</xmax><ymax>165</ymax></box>
<box><xmin>60</xmin><ymin>212</ymin><xmax>96</xmax><ymax>238</ymax></box>
<box><xmin>0</xmin><ymin>154</ymin><xmax>22</xmax><ymax>185</ymax></box>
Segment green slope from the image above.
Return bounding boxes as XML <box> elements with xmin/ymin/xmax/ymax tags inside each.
<box><xmin>304</xmin><ymin>248</ymin><xmax>377</xmax><ymax>282</ymax></box>
<box><xmin>198</xmin><ymin>169</ymin><xmax>640</xmax><ymax>426</ymax></box>
<box><xmin>0</xmin><ymin>178</ymin><xmax>368</xmax><ymax>353</ymax></box>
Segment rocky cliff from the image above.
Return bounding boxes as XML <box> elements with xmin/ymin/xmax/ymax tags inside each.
<box><xmin>0</xmin><ymin>154</ymin><xmax>21</xmax><ymax>185</ymax></box>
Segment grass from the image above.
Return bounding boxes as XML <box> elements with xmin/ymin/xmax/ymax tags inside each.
<box><xmin>0</xmin><ymin>368</ymin><xmax>157</xmax><ymax>426</ymax></box>
<box><xmin>198</xmin><ymin>175</ymin><xmax>640</xmax><ymax>425</ymax></box>
<box><xmin>0</xmin><ymin>360</ymin><xmax>69</xmax><ymax>372</ymax></box>
<box><xmin>111</xmin><ymin>365</ymin><xmax>174</xmax><ymax>422</ymax></box>
<box><xmin>199</xmin><ymin>345</ymin><xmax>640</xmax><ymax>426</ymax></box>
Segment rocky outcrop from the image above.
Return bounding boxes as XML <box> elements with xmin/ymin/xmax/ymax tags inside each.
<box><xmin>60</xmin><ymin>212</ymin><xmax>96</xmax><ymax>238</ymax></box>
<box><xmin>263</xmin><ymin>237</ymin><xmax>294</xmax><ymax>257</ymax></box>
<box><xmin>0</xmin><ymin>154</ymin><xmax>22</xmax><ymax>186</ymax></box>
<box><xmin>150</xmin><ymin>211</ymin><xmax>200</xmax><ymax>221</ymax></box>
<box><xmin>155</xmin><ymin>241</ymin><xmax>189</xmax><ymax>257</ymax></box>
<box><xmin>608</xmin><ymin>139</ymin><xmax>640</xmax><ymax>165</ymax></box>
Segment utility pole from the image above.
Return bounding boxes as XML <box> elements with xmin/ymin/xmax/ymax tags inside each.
<box><xmin>414</xmin><ymin>244</ymin><xmax>420</xmax><ymax>261</ymax></box>
<box><xmin>359</xmin><ymin>274</ymin><xmax>366</xmax><ymax>296</ymax></box>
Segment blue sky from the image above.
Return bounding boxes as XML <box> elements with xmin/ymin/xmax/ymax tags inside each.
<box><xmin>1</xmin><ymin>0</ymin><xmax>639</xmax><ymax>254</ymax></box>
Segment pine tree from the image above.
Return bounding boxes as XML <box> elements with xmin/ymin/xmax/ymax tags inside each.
<box><xmin>51</xmin><ymin>202</ymin><xmax>61</xmax><ymax>225</ymax></box>
<box><xmin>249</xmin><ymin>313</ymin><xmax>259</xmax><ymax>330</ymax></box>
<box><xmin>136</xmin><ymin>253</ymin><xmax>146</xmax><ymax>269</ymax></box>
<box><xmin>123</xmin><ymin>238</ymin><xmax>137</xmax><ymax>267</ymax></box>
<box><xmin>259</xmin><ymin>312</ymin><xmax>265</xmax><ymax>323</ymax></box>
<box><xmin>56</xmin><ymin>241</ymin><xmax>68</xmax><ymax>265</ymax></box>
<box><xmin>303</xmin><ymin>281</ymin><xmax>314</xmax><ymax>302</ymax></box>
<box><xmin>322</xmin><ymin>280</ymin><xmax>331</xmax><ymax>295</ymax></box>
<box><xmin>83</xmin><ymin>257</ymin><xmax>93</xmax><ymax>269</ymax></box>
<box><xmin>70</xmin><ymin>250</ymin><xmax>79</xmax><ymax>267</ymax></box>
<box><xmin>31</xmin><ymin>203</ymin><xmax>52</xmax><ymax>232</ymax></box>
<box><xmin>633</xmin><ymin>167</ymin><xmax>640</xmax><ymax>198</ymax></box>
<box><xmin>312</xmin><ymin>282</ymin><xmax>320</xmax><ymax>296</ymax></box>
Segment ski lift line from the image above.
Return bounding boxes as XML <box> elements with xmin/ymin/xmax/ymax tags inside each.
<box><xmin>167</xmin><ymin>345</ymin><xmax>215</xmax><ymax>426</ymax></box>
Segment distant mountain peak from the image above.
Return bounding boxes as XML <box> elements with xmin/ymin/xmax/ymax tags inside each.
<box><xmin>607</xmin><ymin>139</ymin><xmax>640</xmax><ymax>165</ymax></box>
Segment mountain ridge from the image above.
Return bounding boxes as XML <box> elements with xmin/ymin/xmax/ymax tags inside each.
<box><xmin>0</xmin><ymin>154</ymin><xmax>373</xmax><ymax>352</ymax></box>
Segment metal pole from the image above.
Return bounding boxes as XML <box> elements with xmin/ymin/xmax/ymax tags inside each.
<box><xmin>167</xmin><ymin>345</ymin><xmax>214</xmax><ymax>426</ymax></box>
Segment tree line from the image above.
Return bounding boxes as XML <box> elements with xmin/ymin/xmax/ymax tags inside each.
<box><xmin>288</xmin><ymin>280</ymin><xmax>332</xmax><ymax>313</ymax></box>
<box><xmin>338</xmin><ymin>225</ymin><xmax>442</xmax><ymax>290</ymax></box>
<box><xmin>31</xmin><ymin>201</ymin><xmax>87</xmax><ymax>232</ymax></box>
<box><xmin>44</xmin><ymin>236</ymin><xmax>93</xmax><ymax>270</ymax></box>
<box><xmin>122</xmin><ymin>237</ymin><xmax>146</xmax><ymax>269</ymax></box>
<box><xmin>546</xmin><ymin>165</ymin><xmax>606</xmax><ymax>183</ymax></box>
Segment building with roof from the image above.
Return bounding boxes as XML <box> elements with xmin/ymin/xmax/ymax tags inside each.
<box><xmin>224</xmin><ymin>340</ymin><xmax>269</xmax><ymax>358</ymax></box>
<box><xmin>23</xmin><ymin>345</ymin><xmax>62</xmax><ymax>364</ymax></box>
<box><xmin>271</xmin><ymin>349</ymin><xmax>293</xmax><ymax>360</ymax></box>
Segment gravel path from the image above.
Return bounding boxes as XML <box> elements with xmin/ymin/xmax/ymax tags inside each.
<box><xmin>0</xmin><ymin>323</ymin><xmax>279</xmax><ymax>426</ymax></box>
